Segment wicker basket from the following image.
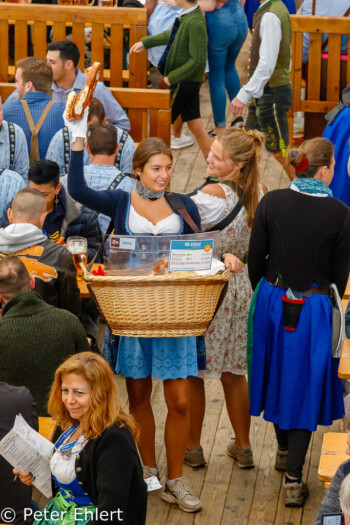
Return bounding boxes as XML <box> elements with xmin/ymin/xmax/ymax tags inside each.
<box><xmin>84</xmin><ymin>268</ymin><xmax>230</xmax><ymax>337</ymax></box>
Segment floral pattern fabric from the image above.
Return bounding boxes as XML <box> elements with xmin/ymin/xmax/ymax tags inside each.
<box><xmin>200</xmin><ymin>184</ymin><xmax>262</xmax><ymax>378</ymax></box>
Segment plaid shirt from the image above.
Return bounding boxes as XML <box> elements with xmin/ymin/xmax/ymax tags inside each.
<box><xmin>61</xmin><ymin>164</ymin><xmax>135</xmax><ymax>236</ymax></box>
<box><xmin>46</xmin><ymin>127</ymin><xmax>136</xmax><ymax>175</ymax></box>
<box><xmin>3</xmin><ymin>92</ymin><xmax>65</xmax><ymax>160</ymax></box>
<box><xmin>0</xmin><ymin>121</ymin><xmax>29</xmax><ymax>182</ymax></box>
<box><xmin>0</xmin><ymin>168</ymin><xmax>26</xmax><ymax>217</ymax></box>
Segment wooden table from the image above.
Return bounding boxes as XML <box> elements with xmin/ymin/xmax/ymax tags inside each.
<box><xmin>78</xmin><ymin>263</ymin><xmax>103</xmax><ymax>298</ymax></box>
<box><xmin>38</xmin><ymin>417</ymin><xmax>57</xmax><ymax>442</ymax></box>
<box><xmin>318</xmin><ymin>432</ymin><xmax>348</xmax><ymax>484</ymax></box>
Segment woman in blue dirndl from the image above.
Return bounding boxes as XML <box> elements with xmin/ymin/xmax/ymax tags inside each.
<box><xmin>65</xmin><ymin>112</ymin><xmax>208</xmax><ymax>511</ymax></box>
<box><xmin>248</xmin><ymin>138</ymin><xmax>350</xmax><ymax>507</ymax></box>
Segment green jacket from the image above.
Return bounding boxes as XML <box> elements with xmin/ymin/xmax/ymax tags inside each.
<box><xmin>141</xmin><ymin>6</ymin><xmax>207</xmax><ymax>86</ymax></box>
<box><xmin>0</xmin><ymin>291</ymin><xmax>90</xmax><ymax>415</ymax></box>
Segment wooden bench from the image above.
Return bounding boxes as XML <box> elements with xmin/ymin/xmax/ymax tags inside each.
<box><xmin>38</xmin><ymin>416</ymin><xmax>57</xmax><ymax>442</ymax></box>
<box><xmin>289</xmin><ymin>15</ymin><xmax>350</xmax><ymax>139</ymax></box>
<box><xmin>0</xmin><ymin>83</ymin><xmax>171</xmax><ymax>145</ymax></box>
<box><xmin>0</xmin><ymin>4</ymin><xmax>148</xmax><ymax>88</ymax></box>
<box><xmin>318</xmin><ymin>432</ymin><xmax>348</xmax><ymax>487</ymax></box>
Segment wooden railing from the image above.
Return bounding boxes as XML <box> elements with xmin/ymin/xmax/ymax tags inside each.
<box><xmin>290</xmin><ymin>15</ymin><xmax>350</xmax><ymax>137</ymax></box>
<box><xmin>0</xmin><ymin>4</ymin><xmax>148</xmax><ymax>87</ymax></box>
<box><xmin>0</xmin><ymin>83</ymin><xmax>172</xmax><ymax>145</ymax></box>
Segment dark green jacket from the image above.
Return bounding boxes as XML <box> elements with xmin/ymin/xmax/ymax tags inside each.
<box><xmin>141</xmin><ymin>6</ymin><xmax>207</xmax><ymax>86</ymax></box>
<box><xmin>0</xmin><ymin>291</ymin><xmax>90</xmax><ymax>415</ymax></box>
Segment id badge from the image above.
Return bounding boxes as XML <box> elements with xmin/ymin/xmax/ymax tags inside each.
<box><xmin>322</xmin><ymin>514</ymin><xmax>344</xmax><ymax>525</ymax></box>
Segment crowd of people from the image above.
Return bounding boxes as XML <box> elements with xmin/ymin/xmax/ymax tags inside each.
<box><xmin>0</xmin><ymin>0</ymin><xmax>349</xmax><ymax>524</ymax></box>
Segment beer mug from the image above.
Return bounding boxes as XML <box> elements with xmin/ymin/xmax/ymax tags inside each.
<box><xmin>67</xmin><ymin>236</ymin><xmax>88</xmax><ymax>279</ymax></box>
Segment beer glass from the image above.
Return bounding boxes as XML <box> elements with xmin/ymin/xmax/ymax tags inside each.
<box><xmin>98</xmin><ymin>0</ymin><xmax>114</xmax><ymax>6</ymax></box>
<box><xmin>67</xmin><ymin>236</ymin><xmax>88</xmax><ymax>279</ymax></box>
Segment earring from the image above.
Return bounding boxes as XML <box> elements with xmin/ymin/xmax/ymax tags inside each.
<box><xmin>55</xmin><ymin>195</ymin><xmax>59</xmax><ymax>206</ymax></box>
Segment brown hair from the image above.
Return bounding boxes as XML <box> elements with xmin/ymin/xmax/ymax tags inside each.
<box><xmin>88</xmin><ymin>98</ymin><xmax>106</xmax><ymax>124</ymax></box>
<box><xmin>12</xmin><ymin>188</ymin><xmax>47</xmax><ymax>218</ymax></box>
<box><xmin>87</xmin><ymin>123</ymin><xmax>117</xmax><ymax>156</ymax></box>
<box><xmin>17</xmin><ymin>57</ymin><xmax>53</xmax><ymax>93</ymax></box>
<box><xmin>0</xmin><ymin>256</ymin><xmax>30</xmax><ymax>302</ymax></box>
<box><xmin>132</xmin><ymin>137</ymin><xmax>172</xmax><ymax>177</ymax></box>
<box><xmin>48</xmin><ymin>352</ymin><xmax>139</xmax><ymax>441</ymax></box>
<box><xmin>215</xmin><ymin>127</ymin><xmax>265</xmax><ymax>227</ymax></box>
<box><xmin>288</xmin><ymin>138</ymin><xmax>334</xmax><ymax>178</ymax></box>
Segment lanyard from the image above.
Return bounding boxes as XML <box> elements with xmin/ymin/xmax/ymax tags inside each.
<box><xmin>55</xmin><ymin>426</ymin><xmax>79</xmax><ymax>453</ymax></box>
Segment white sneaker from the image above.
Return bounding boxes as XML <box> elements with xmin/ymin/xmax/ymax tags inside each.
<box><xmin>171</xmin><ymin>133</ymin><xmax>195</xmax><ymax>150</ymax></box>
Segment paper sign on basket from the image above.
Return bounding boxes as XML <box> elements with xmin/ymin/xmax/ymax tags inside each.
<box><xmin>168</xmin><ymin>240</ymin><xmax>214</xmax><ymax>271</ymax></box>
<box><xmin>144</xmin><ymin>475</ymin><xmax>162</xmax><ymax>492</ymax></box>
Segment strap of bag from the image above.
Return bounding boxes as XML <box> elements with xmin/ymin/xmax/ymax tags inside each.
<box><xmin>206</xmin><ymin>181</ymin><xmax>245</xmax><ymax>232</ymax></box>
<box><xmin>7</xmin><ymin>122</ymin><xmax>15</xmax><ymax>170</ymax></box>
<box><xmin>165</xmin><ymin>193</ymin><xmax>202</xmax><ymax>233</ymax></box>
<box><xmin>114</xmin><ymin>130</ymin><xmax>128</xmax><ymax>170</ymax></box>
<box><xmin>62</xmin><ymin>126</ymin><xmax>71</xmax><ymax>174</ymax></box>
<box><xmin>21</xmin><ymin>100</ymin><xmax>55</xmax><ymax>164</ymax></box>
<box><xmin>312</xmin><ymin>0</ymin><xmax>316</xmax><ymax>16</ymax></box>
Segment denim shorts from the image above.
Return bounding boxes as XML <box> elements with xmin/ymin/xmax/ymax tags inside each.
<box><xmin>245</xmin><ymin>83</ymin><xmax>293</xmax><ymax>153</ymax></box>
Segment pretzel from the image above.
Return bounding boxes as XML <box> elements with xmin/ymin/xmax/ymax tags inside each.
<box><xmin>65</xmin><ymin>62</ymin><xmax>102</xmax><ymax>121</ymax></box>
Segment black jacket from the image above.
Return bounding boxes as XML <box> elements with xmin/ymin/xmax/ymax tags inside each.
<box><xmin>2</xmin><ymin>188</ymin><xmax>102</xmax><ymax>262</ymax></box>
<box><xmin>70</xmin><ymin>424</ymin><xmax>147</xmax><ymax>525</ymax></box>
<box><xmin>0</xmin><ymin>383</ymin><xmax>38</xmax><ymax>525</ymax></box>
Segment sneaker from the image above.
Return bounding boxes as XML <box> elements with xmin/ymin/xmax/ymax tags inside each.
<box><xmin>143</xmin><ymin>465</ymin><xmax>160</xmax><ymax>480</ymax></box>
<box><xmin>207</xmin><ymin>129</ymin><xmax>216</xmax><ymax>139</ymax></box>
<box><xmin>283</xmin><ymin>479</ymin><xmax>309</xmax><ymax>508</ymax></box>
<box><xmin>275</xmin><ymin>448</ymin><xmax>288</xmax><ymax>471</ymax></box>
<box><xmin>184</xmin><ymin>446</ymin><xmax>206</xmax><ymax>468</ymax></box>
<box><xmin>171</xmin><ymin>133</ymin><xmax>195</xmax><ymax>150</ymax></box>
<box><xmin>161</xmin><ymin>476</ymin><xmax>202</xmax><ymax>513</ymax></box>
<box><xmin>226</xmin><ymin>439</ymin><xmax>254</xmax><ymax>469</ymax></box>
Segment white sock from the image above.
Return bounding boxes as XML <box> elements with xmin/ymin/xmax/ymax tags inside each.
<box><xmin>167</xmin><ymin>476</ymin><xmax>182</xmax><ymax>486</ymax></box>
<box><xmin>145</xmin><ymin>466</ymin><xmax>158</xmax><ymax>475</ymax></box>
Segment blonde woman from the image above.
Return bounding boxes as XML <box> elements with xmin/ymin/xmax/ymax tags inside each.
<box><xmin>186</xmin><ymin>127</ymin><xmax>265</xmax><ymax>468</ymax></box>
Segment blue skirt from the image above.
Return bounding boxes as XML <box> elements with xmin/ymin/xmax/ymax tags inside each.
<box><xmin>249</xmin><ymin>279</ymin><xmax>344</xmax><ymax>431</ymax></box>
<box><xmin>116</xmin><ymin>336</ymin><xmax>198</xmax><ymax>380</ymax></box>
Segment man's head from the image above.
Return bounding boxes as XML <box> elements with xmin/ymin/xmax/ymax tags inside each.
<box><xmin>8</xmin><ymin>188</ymin><xmax>47</xmax><ymax>229</ymax></box>
<box><xmin>28</xmin><ymin>160</ymin><xmax>62</xmax><ymax>213</ymax></box>
<box><xmin>340</xmin><ymin>473</ymin><xmax>350</xmax><ymax>525</ymax></box>
<box><xmin>86</xmin><ymin>123</ymin><xmax>119</xmax><ymax>162</ymax></box>
<box><xmin>15</xmin><ymin>58</ymin><xmax>53</xmax><ymax>99</ymax></box>
<box><xmin>0</xmin><ymin>256</ymin><xmax>35</xmax><ymax>304</ymax></box>
<box><xmin>46</xmin><ymin>41</ymin><xmax>80</xmax><ymax>84</ymax></box>
<box><xmin>88</xmin><ymin>98</ymin><xmax>107</xmax><ymax>127</ymax></box>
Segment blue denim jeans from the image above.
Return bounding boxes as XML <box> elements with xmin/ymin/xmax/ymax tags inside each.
<box><xmin>206</xmin><ymin>0</ymin><xmax>248</xmax><ymax>127</ymax></box>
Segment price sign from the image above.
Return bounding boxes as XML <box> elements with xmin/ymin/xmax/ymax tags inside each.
<box><xmin>168</xmin><ymin>240</ymin><xmax>214</xmax><ymax>271</ymax></box>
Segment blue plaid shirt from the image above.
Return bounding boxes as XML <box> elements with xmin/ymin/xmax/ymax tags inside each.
<box><xmin>61</xmin><ymin>165</ymin><xmax>135</xmax><ymax>236</ymax></box>
<box><xmin>46</xmin><ymin>127</ymin><xmax>136</xmax><ymax>175</ymax></box>
<box><xmin>0</xmin><ymin>121</ymin><xmax>29</xmax><ymax>182</ymax></box>
<box><xmin>0</xmin><ymin>168</ymin><xmax>26</xmax><ymax>217</ymax></box>
<box><xmin>3</xmin><ymin>92</ymin><xmax>65</xmax><ymax>160</ymax></box>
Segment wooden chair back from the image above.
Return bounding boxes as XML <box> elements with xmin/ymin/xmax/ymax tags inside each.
<box><xmin>0</xmin><ymin>4</ymin><xmax>147</xmax><ymax>87</ymax></box>
<box><xmin>289</xmin><ymin>15</ymin><xmax>350</xmax><ymax>138</ymax></box>
<box><xmin>0</xmin><ymin>83</ymin><xmax>171</xmax><ymax>145</ymax></box>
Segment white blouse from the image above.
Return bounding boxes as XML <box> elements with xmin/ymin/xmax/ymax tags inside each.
<box><xmin>50</xmin><ymin>434</ymin><xmax>88</xmax><ymax>485</ymax></box>
<box><xmin>191</xmin><ymin>191</ymin><xmax>226</xmax><ymax>228</ymax></box>
<box><xmin>128</xmin><ymin>205</ymin><xmax>181</xmax><ymax>234</ymax></box>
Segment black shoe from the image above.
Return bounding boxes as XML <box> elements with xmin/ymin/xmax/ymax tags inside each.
<box><xmin>208</xmin><ymin>129</ymin><xmax>216</xmax><ymax>139</ymax></box>
<box><xmin>231</xmin><ymin>116</ymin><xmax>244</xmax><ymax>128</ymax></box>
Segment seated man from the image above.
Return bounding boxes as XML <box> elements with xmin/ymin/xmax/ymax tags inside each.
<box><xmin>3</xmin><ymin>57</ymin><xmax>65</xmax><ymax>162</ymax></box>
<box><xmin>0</xmin><ymin>256</ymin><xmax>89</xmax><ymax>415</ymax></box>
<box><xmin>315</xmin><ymin>432</ymin><xmax>350</xmax><ymax>524</ymax></box>
<box><xmin>3</xmin><ymin>160</ymin><xmax>101</xmax><ymax>256</ymax></box>
<box><xmin>0</xmin><ymin>382</ymin><xmax>38</xmax><ymax>525</ymax></box>
<box><xmin>0</xmin><ymin>95</ymin><xmax>29</xmax><ymax>181</ymax></box>
<box><xmin>61</xmin><ymin>122</ymin><xmax>135</xmax><ymax>237</ymax></box>
<box><xmin>0</xmin><ymin>166</ymin><xmax>26</xmax><ymax>217</ymax></box>
<box><xmin>46</xmin><ymin>98</ymin><xmax>136</xmax><ymax>175</ymax></box>
<box><xmin>4</xmin><ymin>40</ymin><xmax>130</xmax><ymax>132</ymax></box>
<box><xmin>0</xmin><ymin>187</ymin><xmax>80</xmax><ymax>316</ymax></box>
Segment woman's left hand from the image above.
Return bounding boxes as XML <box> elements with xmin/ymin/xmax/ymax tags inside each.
<box><xmin>223</xmin><ymin>253</ymin><xmax>244</xmax><ymax>273</ymax></box>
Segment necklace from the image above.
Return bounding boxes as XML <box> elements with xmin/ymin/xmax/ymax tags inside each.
<box><xmin>136</xmin><ymin>180</ymin><xmax>165</xmax><ymax>201</ymax></box>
